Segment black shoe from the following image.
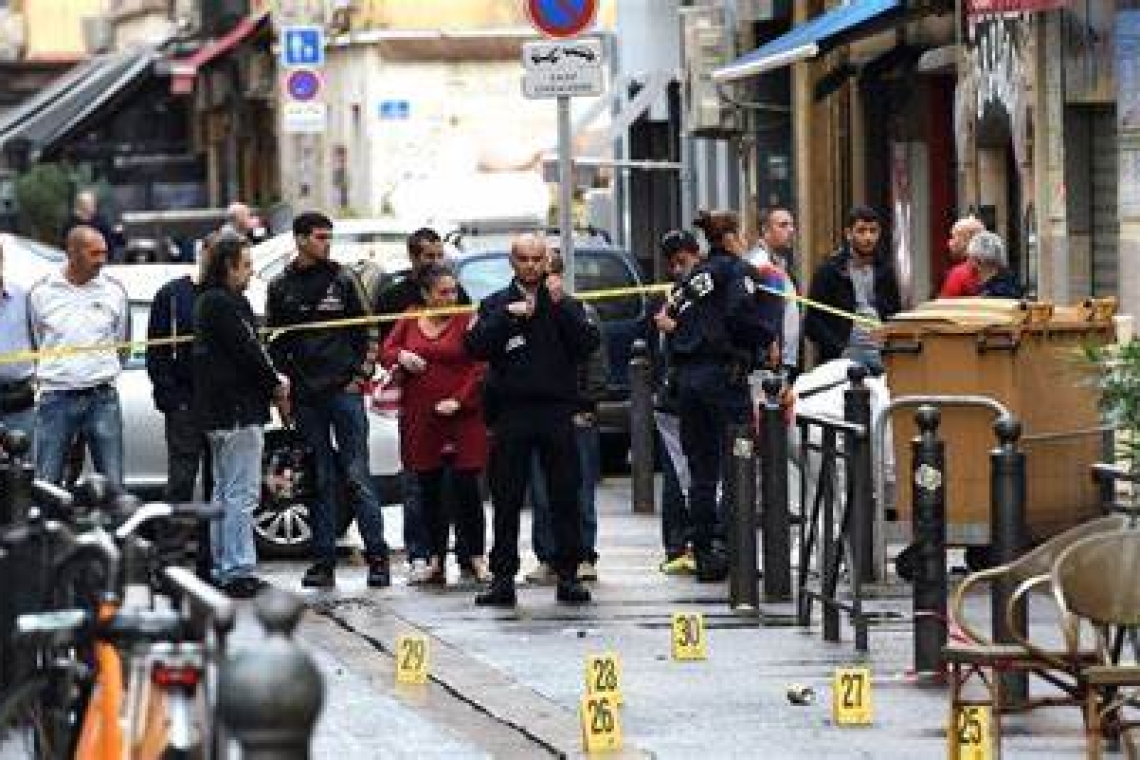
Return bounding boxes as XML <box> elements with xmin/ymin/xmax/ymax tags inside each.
<box><xmin>695</xmin><ymin>550</ymin><xmax>729</xmax><ymax>583</ymax></box>
<box><xmin>367</xmin><ymin>556</ymin><xmax>391</xmax><ymax>589</ymax></box>
<box><xmin>556</xmin><ymin>579</ymin><xmax>592</xmax><ymax>604</ymax></box>
<box><xmin>223</xmin><ymin>576</ymin><xmax>268</xmax><ymax>599</ymax></box>
<box><xmin>475</xmin><ymin>577</ymin><xmax>516</xmax><ymax>607</ymax></box>
<box><xmin>302</xmin><ymin>561</ymin><xmax>336</xmax><ymax>589</ymax></box>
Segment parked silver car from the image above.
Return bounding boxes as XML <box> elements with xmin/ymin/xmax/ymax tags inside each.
<box><xmin>9</xmin><ymin>256</ymin><xmax>402</xmax><ymax>558</ymax></box>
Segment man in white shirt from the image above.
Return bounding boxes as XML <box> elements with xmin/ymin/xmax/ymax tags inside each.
<box><xmin>0</xmin><ymin>239</ymin><xmax>36</xmax><ymax>437</ymax></box>
<box><xmin>28</xmin><ymin>226</ymin><xmax>129</xmax><ymax>485</ymax></box>
<box><xmin>747</xmin><ymin>206</ymin><xmax>801</xmax><ymax>388</ymax></box>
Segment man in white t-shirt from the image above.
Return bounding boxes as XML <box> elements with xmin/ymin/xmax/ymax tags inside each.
<box><xmin>28</xmin><ymin>226</ymin><xmax>129</xmax><ymax>485</ymax></box>
<box><xmin>746</xmin><ymin>206</ymin><xmax>801</xmax><ymax>375</ymax></box>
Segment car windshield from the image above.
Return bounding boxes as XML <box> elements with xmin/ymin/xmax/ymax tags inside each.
<box><xmin>458</xmin><ymin>250</ymin><xmax>643</xmax><ymax>322</ymax></box>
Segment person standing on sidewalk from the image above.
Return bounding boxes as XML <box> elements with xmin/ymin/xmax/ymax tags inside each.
<box><xmin>0</xmin><ymin>239</ymin><xmax>36</xmax><ymax>438</ymax></box>
<box><xmin>381</xmin><ymin>263</ymin><xmax>490</xmax><ymax>586</ymax></box>
<box><xmin>746</xmin><ymin>206</ymin><xmax>801</xmax><ymax>378</ymax></box>
<box><xmin>938</xmin><ymin>215</ymin><xmax>985</xmax><ymax>298</ymax></box>
<box><xmin>147</xmin><ymin>233</ymin><xmax>215</xmax><ymax>576</ymax></box>
<box><xmin>28</xmin><ymin>226</ymin><xmax>129</xmax><ymax>486</ymax></box>
<box><xmin>656</xmin><ymin>214</ymin><xmax>779</xmax><ymax>582</ymax></box>
<box><xmin>192</xmin><ymin>232</ymin><xmax>288</xmax><ymax>598</ymax></box>
<box><xmin>375</xmin><ymin>228</ymin><xmax>470</xmax><ymax>583</ymax></box>
<box><xmin>524</xmin><ymin>252</ymin><xmax>608</xmax><ymax>585</ymax></box>
<box><xmin>803</xmin><ymin>205</ymin><xmax>901</xmax><ymax>373</ymax></box>
<box><xmin>266</xmin><ymin>212</ymin><xmax>391</xmax><ymax>589</ymax></box>
<box><xmin>465</xmin><ymin>234</ymin><xmax>600</xmax><ymax>607</ymax></box>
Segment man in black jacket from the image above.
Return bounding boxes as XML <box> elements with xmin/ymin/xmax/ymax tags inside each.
<box><xmin>266</xmin><ymin>212</ymin><xmax>390</xmax><ymax>590</ymax></box>
<box><xmin>465</xmin><ymin>234</ymin><xmax>601</xmax><ymax>607</ymax></box>
<box><xmin>803</xmin><ymin>205</ymin><xmax>901</xmax><ymax>372</ymax></box>
<box><xmin>193</xmin><ymin>232</ymin><xmax>288</xmax><ymax>598</ymax></box>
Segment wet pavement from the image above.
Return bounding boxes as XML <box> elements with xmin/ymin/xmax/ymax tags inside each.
<box><xmin>255</xmin><ymin>477</ymin><xmax>1094</xmax><ymax>759</ymax></box>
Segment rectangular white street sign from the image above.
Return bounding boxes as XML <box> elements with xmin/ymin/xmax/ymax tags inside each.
<box><xmin>282</xmin><ymin>102</ymin><xmax>327</xmax><ymax>133</ymax></box>
<box><xmin>522</xmin><ymin>38</ymin><xmax>604</xmax><ymax>99</ymax></box>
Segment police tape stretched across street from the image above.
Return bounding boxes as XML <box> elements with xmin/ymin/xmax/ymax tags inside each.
<box><xmin>0</xmin><ymin>279</ymin><xmax>880</xmax><ymax>367</ymax></box>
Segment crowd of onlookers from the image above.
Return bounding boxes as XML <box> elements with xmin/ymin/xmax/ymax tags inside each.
<box><xmin>0</xmin><ymin>193</ymin><xmax>1021</xmax><ymax>601</ymax></box>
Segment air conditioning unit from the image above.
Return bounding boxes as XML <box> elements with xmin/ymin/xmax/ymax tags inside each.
<box><xmin>681</xmin><ymin>6</ymin><xmax>742</xmax><ymax>138</ymax></box>
<box><xmin>82</xmin><ymin>16</ymin><xmax>114</xmax><ymax>54</ymax></box>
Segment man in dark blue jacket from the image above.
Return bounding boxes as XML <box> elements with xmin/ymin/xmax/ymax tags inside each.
<box><xmin>656</xmin><ymin>217</ymin><xmax>780</xmax><ymax>582</ymax></box>
<box><xmin>147</xmin><ymin>237</ymin><xmax>214</xmax><ymax>506</ymax></box>
<box><xmin>465</xmin><ymin>234</ymin><xmax>601</xmax><ymax>607</ymax></box>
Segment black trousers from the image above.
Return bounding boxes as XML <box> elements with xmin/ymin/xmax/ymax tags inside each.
<box><xmin>488</xmin><ymin>410</ymin><xmax>581</xmax><ymax>581</ymax></box>
<box><xmin>677</xmin><ymin>364</ymin><xmax>751</xmax><ymax>552</ymax></box>
<box><xmin>164</xmin><ymin>406</ymin><xmax>213</xmax><ymax>579</ymax></box>
<box><xmin>418</xmin><ymin>465</ymin><xmax>485</xmax><ymax>563</ymax></box>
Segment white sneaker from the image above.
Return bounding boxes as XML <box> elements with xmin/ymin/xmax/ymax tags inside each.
<box><xmin>577</xmin><ymin>561</ymin><xmax>598</xmax><ymax>582</ymax></box>
<box><xmin>524</xmin><ymin>563</ymin><xmax>558</xmax><ymax>585</ymax></box>
<box><xmin>407</xmin><ymin>558</ymin><xmax>432</xmax><ymax>585</ymax></box>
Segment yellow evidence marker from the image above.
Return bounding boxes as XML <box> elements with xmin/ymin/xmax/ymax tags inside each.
<box><xmin>670</xmin><ymin>612</ymin><xmax>707</xmax><ymax>661</ymax></box>
<box><xmin>831</xmin><ymin>666</ymin><xmax>873</xmax><ymax>725</ymax></box>
<box><xmin>580</xmin><ymin>692</ymin><xmax>623</xmax><ymax>753</ymax></box>
<box><xmin>585</xmin><ymin>652</ymin><xmax>623</xmax><ymax>705</ymax></box>
<box><xmin>950</xmin><ymin>706</ymin><xmax>993</xmax><ymax>760</ymax></box>
<box><xmin>395</xmin><ymin>634</ymin><xmax>429</xmax><ymax>685</ymax></box>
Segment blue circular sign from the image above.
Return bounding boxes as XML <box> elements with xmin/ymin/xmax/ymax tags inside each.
<box><xmin>527</xmin><ymin>0</ymin><xmax>597</xmax><ymax>39</ymax></box>
<box><xmin>286</xmin><ymin>69</ymin><xmax>321</xmax><ymax>102</ymax></box>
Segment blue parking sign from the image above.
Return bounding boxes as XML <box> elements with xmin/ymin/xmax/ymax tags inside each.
<box><xmin>281</xmin><ymin>26</ymin><xmax>324</xmax><ymax>68</ymax></box>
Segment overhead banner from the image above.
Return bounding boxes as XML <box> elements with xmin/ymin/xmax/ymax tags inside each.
<box><xmin>967</xmin><ymin>0</ymin><xmax>1066</xmax><ymax>15</ymax></box>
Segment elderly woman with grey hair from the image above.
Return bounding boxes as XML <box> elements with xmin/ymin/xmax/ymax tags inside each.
<box><xmin>968</xmin><ymin>231</ymin><xmax>1023</xmax><ymax>299</ymax></box>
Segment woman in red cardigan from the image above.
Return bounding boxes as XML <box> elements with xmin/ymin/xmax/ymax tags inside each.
<box><xmin>381</xmin><ymin>264</ymin><xmax>489</xmax><ymax>585</ymax></box>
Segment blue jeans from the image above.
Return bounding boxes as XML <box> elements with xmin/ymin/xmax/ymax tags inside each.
<box><xmin>207</xmin><ymin>425</ymin><xmax>262</xmax><ymax>582</ymax></box>
<box><xmin>530</xmin><ymin>420</ymin><xmax>600</xmax><ymax>563</ymax></box>
<box><xmin>35</xmin><ymin>386</ymin><xmax>123</xmax><ymax>486</ymax></box>
<box><xmin>295</xmin><ymin>392</ymin><xmax>388</xmax><ymax>562</ymax></box>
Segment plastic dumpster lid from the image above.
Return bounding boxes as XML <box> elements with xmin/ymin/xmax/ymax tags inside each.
<box><xmin>885</xmin><ymin>297</ymin><xmax>1117</xmax><ymax>331</ymax></box>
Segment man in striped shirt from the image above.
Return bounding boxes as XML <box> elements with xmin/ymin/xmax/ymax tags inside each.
<box><xmin>28</xmin><ymin>226</ymin><xmax>129</xmax><ymax>485</ymax></box>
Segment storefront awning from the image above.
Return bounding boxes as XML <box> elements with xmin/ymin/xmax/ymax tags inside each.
<box><xmin>0</xmin><ymin>48</ymin><xmax>157</xmax><ymax>164</ymax></box>
<box><xmin>712</xmin><ymin>0</ymin><xmax>905</xmax><ymax>83</ymax></box>
<box><xmin>168</xmin><ymin>11</ymin><xmax>270</xmax><ymax>95</ymax></box>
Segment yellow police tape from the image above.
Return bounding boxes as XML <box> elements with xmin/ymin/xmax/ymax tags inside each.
<box><xmin>0</xmin><ymin>280</ymin><xmax>879</xmax><ymax>366</ymax></box>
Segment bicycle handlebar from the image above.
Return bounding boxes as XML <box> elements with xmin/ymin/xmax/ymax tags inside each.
<box><xmin>113</xmin><ymin>502</ymin><xmax>223</xmax><ymax>541</ymax></box>
<box><xmin>162</xmin><ymin>566</ymin><xmax>237</xmax><ymax>635</ymax></box>
<box><xmin>30</xmin><ymin>480</ymin><xmax>75</xmax><ymax>515</ymax></box>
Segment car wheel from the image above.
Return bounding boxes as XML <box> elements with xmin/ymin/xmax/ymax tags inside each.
<box><xmin>256</xmin><ymin>430</ymin><xmax>317</xmax><ymax>559</ymax></box>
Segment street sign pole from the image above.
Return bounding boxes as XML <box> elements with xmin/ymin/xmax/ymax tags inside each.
<box><xmin>558</xmin><ymin>95</ymin><xmax>575</xmax><ymax>294</ymax></box>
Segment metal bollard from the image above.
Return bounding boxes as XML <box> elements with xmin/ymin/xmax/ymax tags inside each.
<box><xmin>759</xmin><ymin>376</ymin><xmax>792</xmax><ymax>602</ymax></box>
<box><xmin>843</xmin><ymin>364</ymin><xmax>876</xmax><ymax>584</ymax></box>
<box><xmin>911</xmin><ymin>406</ymin><xmax>947</xmax><ymax>676</ymax></box>
<box><xmin>728</xmin><ymin>423</ymin><xmax>759</xmax><ymax>612</ymax></box>
<box><xmin>991</xmin><ymin>415</ymin><xmax>1028</xmax><ymax>702</ymax></box>
<box><xmin>217</xmin><ymin>589</ymin><xmax>324</xmax><ymax>759</ymax></box>
<box><xmin>628</xmin><ymin>339</ymin><xmax>655</xmax><ymax>514</ymax></box>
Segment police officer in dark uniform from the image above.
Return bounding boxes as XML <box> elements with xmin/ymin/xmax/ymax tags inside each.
<box><xmin>654</xmin><ymin>213</ymin><xmax>781</xmax><ymax>581</ymax></box>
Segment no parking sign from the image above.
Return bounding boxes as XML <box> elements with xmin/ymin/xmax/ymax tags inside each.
<box><xmin>526</xmin><ymin>0</ymin><xmax>597</xmax><ymax>39</ymax></box>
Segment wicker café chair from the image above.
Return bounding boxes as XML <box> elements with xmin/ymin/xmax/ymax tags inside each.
<box><xmin>944</xmin><ymin>515</ymin><xmax>1128</xmax><ymax>755</ymax></box>
<box><xmin>1050</xmin><ymin>529</ymin><xmax>1140</xmax><ymax>759</ymax></box>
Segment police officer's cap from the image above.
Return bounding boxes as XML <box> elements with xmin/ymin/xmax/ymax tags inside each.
<box><xmin>659</xmin><ymin>229</ymin><xmax>699</xmax><ymax>258</ymax></box>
